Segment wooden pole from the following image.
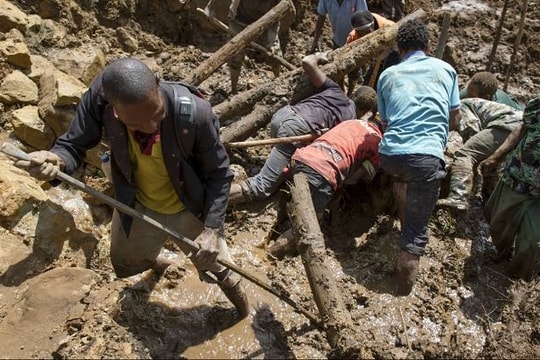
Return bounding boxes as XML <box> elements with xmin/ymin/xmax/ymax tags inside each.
<box><xmin>435</xmin><ymin>12</ymin><xmax>451</xmax><ymax>59</ymax></box>
<box><xmin>185</xmin><ymin>0</ymin><xmax>293</xmax><ymax>86</ymax></box>
<box><xmin>226</xmin><ymin>133</ymin><xmax>316</xmax><ymax>148</ymax></box>
<box><xmin>486</xmin><ymin>0</ymin><xmax>511</xmax><ymax>72</ymax></box>
<box><xmin>368</xmin><ymin>55</ymin><xmax>383</xmax><ymax>88</ymax></box>
<box><xmin>503</xmin><ymin>0</ymin><xmax>528</xmax><ymax>91</ymax></box>
<box><xmin>195</xmin><ymin>7</ymin><xmax>295</xmax><ymax>71</ymax></box>
<box><xmin>289</xmin><ymin>173</ymin><xmax>355</xmax><ymax>350</ymax></box>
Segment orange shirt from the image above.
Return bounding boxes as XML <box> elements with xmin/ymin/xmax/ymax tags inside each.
<box><xmin>346</xmin><ymin>13</ymin><xmax>395</xmax><ymax>44</ymax></box>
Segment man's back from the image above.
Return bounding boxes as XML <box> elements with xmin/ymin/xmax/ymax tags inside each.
<box><xmin>377</xmin><ymin>52</ymin><xmax>460</xmax><ymax>160</ymax></box>
<box><xmin>291</xmin><ymin>79</ymin><xmax>355</xmax><ymax>133</ymax></box>
<box><xmin>459</xmin><ymin>98</ymin><xmax>523</xmax><ymax>141</ymax></box>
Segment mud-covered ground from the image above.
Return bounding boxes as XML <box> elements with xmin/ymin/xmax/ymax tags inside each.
<box><xmin>0</xmin><ymin>0</ymin><xmax>539</xmax><ymax>359</ymax></box>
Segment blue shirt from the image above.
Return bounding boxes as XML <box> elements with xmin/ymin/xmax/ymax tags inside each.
<box><xmin>377</xmin><ymin>51</ymin><xmax>460</xmax><ymax>160</ymax></box>
<box><xmin>317</xmin><ymin>0</ymin><xmax>368</xmax><ymax>47</ymax></box>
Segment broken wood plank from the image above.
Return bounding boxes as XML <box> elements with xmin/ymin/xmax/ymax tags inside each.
<box><xmin>226</xmin><ymin>133</ymin><xmax>316</xmax><ymax>148</ymax></box>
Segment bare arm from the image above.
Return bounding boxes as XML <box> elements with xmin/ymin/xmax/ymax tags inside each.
<box><xmin>309</xmin><ymin>14</ymin><xmax>326</xmax><ymax>54</ymax></box>
<box><xmin>479</xmin><ymin>123</ymin><xmax>527</xmax><ymax>173</ymax></box>
<box><xmin>301</xmin><ymin>53</ymin><xmax>327</xmax><ymax>88</ymax></box>
<box><xmin>449</xmin><ymin>108</ymin><xmax>461</xmax><ymax>131</ymax></box>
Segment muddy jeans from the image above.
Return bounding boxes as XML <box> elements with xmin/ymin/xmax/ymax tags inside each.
<box><xmin>293</xmin><ymin>161</ymin><xmax>335</xmax><ymax>222</ymax></box>
<box><xmin>381</xmin><ymin>154</ymin><xmax>446</xmax><ymax>256</ymax></box>
<box><xmin>110</xmin><ymin>202</ymin><xmax>233</xmax><ymax>279</ymax></box>
<box><xmin>247</xmin><ymin>106</ymin><xmax>312</xmax><ymax>199</ymax></box>
<box><xmin>381</xmin><ymin>0</ymin><xmax>405</xmax><ymax>20</ymax></box>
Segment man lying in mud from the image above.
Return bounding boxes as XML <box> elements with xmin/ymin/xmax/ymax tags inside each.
<box><xmin>14</xmin><ymin>58</ymin><xmax>250</xmax><ymax>318</ymax></box>
<box><xmin>229</xmin><ymin>52</ymin><xmax>371</xmax><ymax>205</ymax></box>
<box><xmin>438</xmin><ymin>98</ymin><xmax>523</xmax><ymax>210</ymax></box>
<box><xmin>267</xmin><ymin>86</ymin><xmax>383</xmax><ymax>258</ymax></box>
<box><xmin>480</xmin><ymin>93</ymin><xmax>540</xmax><ymax>281</ymax></box>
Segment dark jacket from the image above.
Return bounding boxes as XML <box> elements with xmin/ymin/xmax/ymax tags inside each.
<box><xmin>51</xmin><ymin>75</ymin><xmax>232</xmax><ymax>230</ymax></box>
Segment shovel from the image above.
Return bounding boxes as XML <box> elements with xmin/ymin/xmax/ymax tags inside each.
<box><xmin>1</xmin><ymin>142</ymin><xmax>323</xmax><ymax>328</ymax></box>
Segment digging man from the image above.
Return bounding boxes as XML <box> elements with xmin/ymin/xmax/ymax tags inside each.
<box><xmin>15</xmin><ymin>58</ymin><xmax>250</xmax><ymax>318</ymax></box>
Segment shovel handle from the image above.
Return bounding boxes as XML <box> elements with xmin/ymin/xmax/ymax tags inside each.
<box><xmin>1</xmin><ymin>142</ymin><xmax>32</xmax><ymax>162</ymax></box>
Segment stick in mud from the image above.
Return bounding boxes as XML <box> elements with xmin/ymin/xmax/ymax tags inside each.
<box><xmin>0</xmin><ymin>142</ymin><xmax>324</xmax><ymax>328</ymax></box>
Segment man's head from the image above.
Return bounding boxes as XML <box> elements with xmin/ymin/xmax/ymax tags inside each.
<box><xmin>351</xmin><ymin>11</ymin><xmax>375</xmax><ymax>37</ymax></box>
<box><xmin>351</xmin><ymin>85</ymin><xmax>377</xmax><ymax>117</ymax></box>
<box><xmin>102</xmin><ymin>58</ymin><xmax>165</xmax><ymax>134</ymax></box>
<box><xmin>396</xmin><ymin>20</ymin><xmax>429</xmax><ymax>54</ymax></box>
<box><xmin>466</xmin><ymin>72</ymin><xmax>498</xmax><ymax>100</ymax></box>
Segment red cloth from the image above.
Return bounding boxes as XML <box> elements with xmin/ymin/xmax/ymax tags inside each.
<box><xmin>293</xmin><ymin>120</ymin><xmax>382</xmax><ymax>190</ymax></box>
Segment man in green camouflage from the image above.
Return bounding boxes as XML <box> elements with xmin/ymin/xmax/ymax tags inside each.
<box><xmin>438</xmin><ymin>98</ymin><xmax>523</xmax><ymax>210</ymax></box>
<box><xmin>480</xmin><ymin>94</ymin><xmax>540</xmax><ymax>280</ymax></box>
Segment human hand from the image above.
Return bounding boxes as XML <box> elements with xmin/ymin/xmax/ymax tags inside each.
<box><xmin>478</xmin><ymin>156</ymin><xmax>500</xmax><ymax>176</ymax></box>
<box><xmin>14</xmin><ymin>151</ymin><xmax>63</xmax><ymax>181</ymax></box>
<box><xmin>193</xmin><ymin>227</ymin><xmax>224</xmax><ymax>270</ymax></box>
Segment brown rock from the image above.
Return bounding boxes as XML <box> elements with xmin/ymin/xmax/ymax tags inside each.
<box><xmin>0</xmin><ymin>0</ymin><xmax>28</xmax><ymax>33</ymax></box>
<box><xmin>0</xmin><ymin>39</ymin><xmax>32</xmax><ymax>68</ymax></box>
<box><xmin>0</xmin><ymin>159</ymin><xmax>48</xmax><ymax>222</ymax></box>
<box><xmin>10</xmin><ymin>105</ymin><xmax>56</xmax><ymax>150</ymax></box>
<box><xmin>0</xmin><ymin>70</ymin><xmax>39</xmax><ymax>104</ymax></box>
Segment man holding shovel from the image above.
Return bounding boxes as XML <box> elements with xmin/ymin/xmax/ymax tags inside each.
<box><xmin>14</xmin><ymin>58</ymin><xmax>249</xmax><ymax>318</ymax></box>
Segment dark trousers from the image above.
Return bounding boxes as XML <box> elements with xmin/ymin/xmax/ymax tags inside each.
<box><xmin>381</xmin><ymin>154</ymin><xmax>446</xmax><ymax>256</ymax></box>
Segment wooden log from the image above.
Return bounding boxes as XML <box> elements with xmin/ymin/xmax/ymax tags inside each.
<box><xmin>185</xmin><ymin>0</ymin><xmax>293</xmax><ymax>86</ymax></box>
<box><xmin>288</xmin><ymin>173</ymin><xmax>354</xmax><ymax>350</ymax></box>
<box><xmin>503</xmin><ymin>0</ymin><xmax>528</xmax><ymax>91</ymax></box>
<box><xmin>195</xmin><ymin>7</ymin><xmax>295</xmax><ymax>71</ymax></box>
<box><xmin>486</xmin><ymin>0</ymin><xmax>511</xmax><ymax>72</ymax></box>
<box><xmin>219</xmin><ymin>9</ymin><xmax>427</xmax><ymax>142</ymax></box>
<box><xmin>291</xmin><ymin>9</ymin><xmax>427</xmax><ymax>103</ymax></box>
<box><xmin>226</xmin><ymin>133</ymin><xmax>316</xmax><ymax>148</ymax></box>
<box><xmin>213</xmin><ymin>83</ymin><xmax>273</xmax><ymax>122</ymax></box>
<box><xmin>221</xmin><ymin>100</ymin><xmax>287</xmax><ymax>144</ymax></box>
<box><xmin>435</xmin><ymin>12</ymin><xmax>451</xmax><ymax>59</ymax></box>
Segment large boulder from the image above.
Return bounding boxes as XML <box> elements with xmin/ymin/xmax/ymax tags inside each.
<box><xmin>27</xmin><ymin>54</ymin><xmax>55</xmax><ymax>82</ymax></box>
<box><xmin>0</xmin><ymin>0</ymin><xmax>28</xmax><ymax>33</ymax></box>
<box><xmin>0</xmin><ymin>70</ymin><xmax>39</xmax><ymax>105</ymax></box>
<box><xmin>0</xmin><ymin>157</ymin><xmax>48</xmax><ymax>224</ymax></box>
<box><xmin>0</xmin><ymin>39</ymin><xmax>32</xmax><ymax>68</ymax></box>
<box><xmin>10</xmin><ymin>105</ymin><xmax>56</xmax><ymax>150</ymax></box>
<box><xmin>0</xmin><ymin>267</ymin><xmax>98</xmax><ymax>359</ymax></box>
<box><xmin>47</xmin><ymin>46</ymin><xmax>106</xmax><ymax>86</ymax></box>
<box><xmin>38</xmin><ymin>68</ymin><xmax>87</xmax><ymax>107</ymax></box>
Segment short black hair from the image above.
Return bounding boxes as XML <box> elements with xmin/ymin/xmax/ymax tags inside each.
<box><xmin>468</xmin><ymin>72</ymin><xmax>498</xmax><ymax>98</ymax></box>
<box><xmin>102</xmin><ymin>58</ymin><xmax>158</xmax><ymax>104</ymax></box>
<box><xmin>396</xmin><ymin>20</ymin><xmax>429</xmax><ymax>52</ymax></box>
<box><xmin>351</xmin><ymin>11</ymin><xmax>374</xmax><ymax>28</ymax></box>
<box><xmin>351</xmin><ymin>85</ymin><xmax>377</xmax><ymax>115</ymax></box>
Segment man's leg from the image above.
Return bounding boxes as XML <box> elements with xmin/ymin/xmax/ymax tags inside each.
<box><xmin>245</xmin><ymin>106</ymin><xmax>311</xmax><ymax>200</ymax></box>
<box><xmin>166</xmin><ymin>210</ymin><xmax>249</xmax><ymax>317</ymax></box>
<box><xmin>110</xmin><ymin>203</ymin><xmax>169</xmax><ymax>278</ymax></box>
<box><xmin>439</xmin><ymin>128</ymin><xmax>511</xmax><ymax>210</ymax></box>
<box><xmin>228</xmin><ymin>18</ymin><xmax>247</xmax><ymax>93</ymax></box>
<box><xmin>510</xmin><ymin>199</ymin><xmax>540</xmax><ymax>280</ymax></box>
<box><xmin>381</xmin><ymin>154</ymin><xmax>446</xmax><ymax>295</ymax></box>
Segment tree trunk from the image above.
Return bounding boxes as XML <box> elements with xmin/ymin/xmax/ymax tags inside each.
<box><xmin>185</xmin><ymin>0</ymin><xmax>294</xmax><ymax>86</ymax></box>
<box><xmin>218</xmin><ymin>9</ymin><xmax>427</xmax><ymax>142</ymax></box>
<box><xmin>195</xmin><ymin>8</ymin><xmax>295</xmax><ymax>71</ymax></box>
<box><xmin>288</xmin><ymin>173</ymin><xmax>355</xmax><ymax>350</ymax></box>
